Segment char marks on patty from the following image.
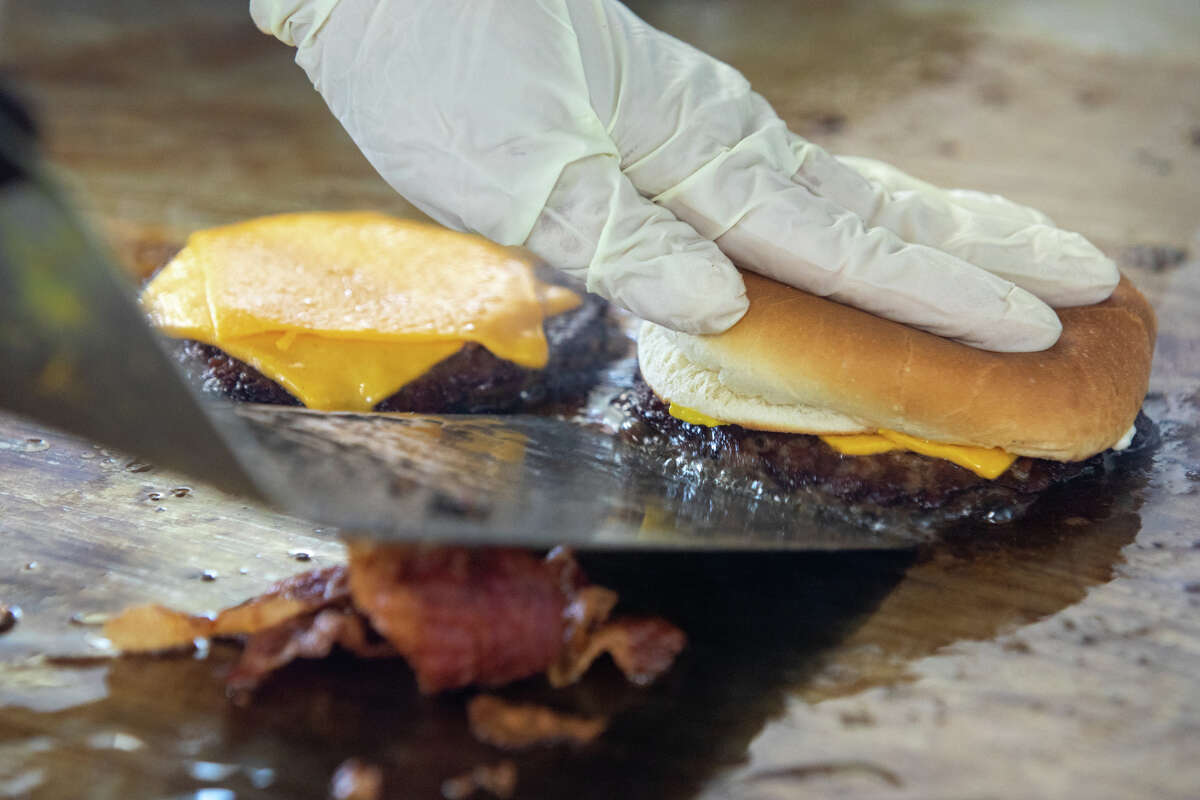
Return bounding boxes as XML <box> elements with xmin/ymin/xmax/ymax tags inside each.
<box><xmin>171</xmin><ymin>294</ymin><xmax>619</xmax><ymax>413</ymax></box>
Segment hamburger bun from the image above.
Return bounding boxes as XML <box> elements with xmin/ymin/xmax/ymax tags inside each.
<box><xmin>638</xmin><ymin>271</ymin><xmax>1155</xmax><ymax>462</ymax></box>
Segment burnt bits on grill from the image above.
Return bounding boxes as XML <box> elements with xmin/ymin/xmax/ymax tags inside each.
<box><xmin>169</xmin><ymin>294</ymin><xmax>621</xmax><ymax>413</ymax></box>
<box><xmin>615</xmin><ymin>377</ymin><xmax>1153</xmax><ymax>521</ymax></box>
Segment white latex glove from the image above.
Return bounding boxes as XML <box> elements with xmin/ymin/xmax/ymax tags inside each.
<box><xmin>250</xmin><ymin>0</ymin><xmax>1120</xmax><ymax>351</ymax></box>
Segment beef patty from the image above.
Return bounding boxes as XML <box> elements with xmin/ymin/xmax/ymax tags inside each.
<box><xmin>614</xmin><ymin>377</ymin><xmax>1153</xmax><ymax>523</ymax></box>
<box><xmin>171</xmin><ymin>294</ymin><xmax>621</xmax><ymax>413</ymax></box>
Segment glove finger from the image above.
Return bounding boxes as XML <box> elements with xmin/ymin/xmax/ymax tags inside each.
<box><xmin>577</xmin><ymin>0</ymin><xmax>805</xmax><ymax>203</ymax></box>
<box><xmin>250</xmin><ymin>0</ymin><xmax>339</xmax><ymax>47</ymax></box>
<box><xmin>791</xmin><ymin>139</ymin><xmax>1118</xmax><ymax>307</ymax></box>
<box><xmin>719</xmin><ymin>191</ymin><xmax>1062</xmax><ymax>352</ymax></box>
<box><xmin>835</xmin><ymin>154</ymin><xmax>1055</xmax><ymax>226</ymax></box>
<box><xmin>527</xmin><ymin>154</ymin><xmax>748</xmax><ymax>335</ymax></box>
<box><xmin>658</xmin><ymin>154</ymin><xmax>1059</xmax><ymax>351</ymax></box>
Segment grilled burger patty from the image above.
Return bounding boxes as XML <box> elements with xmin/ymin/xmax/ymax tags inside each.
<box><xmin>615</xmin><ymin>377</ymin><xmax>1152</xmax><ymax>517</ymax></box>
<box><xmin>171</xmin><ymin>295</ymin><xmax>620</xmax><ymax>413</ymax></box>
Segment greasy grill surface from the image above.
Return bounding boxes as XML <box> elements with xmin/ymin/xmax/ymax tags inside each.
<box><xmin>170</xmin><ymin>295</ymin><xmax>620</xmax><ymax>413</ymax></box>
<box><xmin>614</xmin><ymin>378</ymin><xmax>1153</xmax><ymax>523</ymax></box>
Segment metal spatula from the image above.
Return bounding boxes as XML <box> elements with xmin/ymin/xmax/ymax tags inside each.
<box><xmin>0</xmin><ymin>89</ymin><xmax>915</xmax><ymax>550</ymax></box>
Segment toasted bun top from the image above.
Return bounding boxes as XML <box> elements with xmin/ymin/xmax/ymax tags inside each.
<box><xmin>638</xmin><ymin>272</ymin><xmax>1156</xmax><ymax>461</ymax></box>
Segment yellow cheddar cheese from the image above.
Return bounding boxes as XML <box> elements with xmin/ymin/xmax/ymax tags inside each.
<box><xmin>868</xmin><ymin>429</ymin><xmax>1017</xmax><ymax>480</ymax></box>
<box><xmin>666</xmin><ymin>402</ymin><xmax>1016</xmax><ymax>479</ymax></box>
<box><xmin>667</xmin><ymin>402</ymin><xmax>727</xmax><ymax>428</ymax></box>
<box><xmin>816</xmin><ymin>432</ymin><xmax>901</xmax><ymax>456</ymax></box>
<box><xmin>140</xmin><ymin>212</ymin><xmax>581</xmax><ymax>412</ymax></box>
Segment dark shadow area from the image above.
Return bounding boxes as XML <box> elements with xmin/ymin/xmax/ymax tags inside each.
<box><xmin>507</xmin><ymin>549</ymin><xmax>914</xmax><ymax>800</ymax></box>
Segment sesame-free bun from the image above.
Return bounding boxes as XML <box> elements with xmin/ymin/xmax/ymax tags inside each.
<box><xmin>638</xmin><ymin>272</ymin><xmax>1156</xmax><ymax>462</ymax></box>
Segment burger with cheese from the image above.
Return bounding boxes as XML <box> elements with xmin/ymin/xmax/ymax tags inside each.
<box><xmin>622</xmin><ymin>270</ymin><xmax>1156</xmax><ymax>524</ymax></box>
<box><xmin>140</xmin><ymin>212</ymin><xmax>617</xmax><ymax>414</ymax></box>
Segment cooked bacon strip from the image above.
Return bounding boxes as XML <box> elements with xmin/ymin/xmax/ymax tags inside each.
<box><xmin>548</xmin><ymin>580</ymin><xmax>686</xmax><ymax>688</ymax></box>
<box><xmin>561</xmin><ymin>585</ymin><xmax>620</xmax><ymax>651</ymax></box>
<box><xmin>227</xmin><ymin>607</ymin><xmax>395</xmax><ymax>692</ymax></box>
<box><xmin>551</xmin><ymin>617</ymin><xmax>687</xmax><ymax>688</ymax></box>
<box><xmin>345</xmin><ymin>543</ymin><xmax>568</xmax><ymax>693</ymax></box>
<box><xmin>466</xmin><ymin>695</ymin><xmax>606</xmax><ymax>750</ymax></box>
<box><xmin>103</xmin><ymin>604</ymin><xmax>211</xmax><ymax>652</ymax></box>
<box><xmin>107</xmin><ymin>545</ymin><xmax>685</xmax><ymax>696</ymax></box>
<box><xmin>213</xmin><ymin>565</ymin><xmax>348</xmax><ymax>636</ymax></box>
<box><xmin>104</xmin><ymin>566</ymin><xmax>349</xmax><ymax>652</ymax></box>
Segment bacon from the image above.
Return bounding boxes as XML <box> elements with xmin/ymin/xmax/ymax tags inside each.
<box><xmin>345</xmin><ymin>543</ymin><xmax>568</xmax><ymax>693</ymax></box>
<box><xmin>550</xmin><ymin>581</ymin><xmax>686</xmax><ymax>687</ymax></box>
<box><xmin>227</xmin><ymin>607</ymin><xmax>395</xmax><ymax>692</ymax></box>
<box><xmin>107</xmin><ymin>545</ymin><xmax>685</xmax><ymax>698</ymax></box>
<box><xmin>552</xmin><ymin>616</ymin><xmax>687</xmax><ymax>688</ymax></box>
<box><xmin>103</xmin><ymin>603</ymin><xmax>211</xmax><ymax>652</ymax></box>
<box><xmin>213</xmin><ymin>566</ymin><xmax>349</xmax><ymax>636</ymax></box>
<box><xmin>104</xmin><ymin>566</ymin><xmax>349</xmax><ymax>652</ymax></box>
<box><xmin>466</xmin><ymin>695</ymin><xmax>606</xmax><ymax>750</ymax></box>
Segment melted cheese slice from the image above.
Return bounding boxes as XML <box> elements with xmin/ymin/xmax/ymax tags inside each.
<box><xmin>667</xmin><ymin>402</ymin><xmax>727</xmax><ymax>428</ymax></box>
<box><xmin>666</xmin><ymin>403</ymin><xmax>1017</xmax><ymax>479</ymax></box>
<box><xmin>140</xmin><ymin>212</ymin><xmax>580</xmax><ymax>411</ymax></box>
<box><xmin>821</xmin><ymin>430</ymin><xmax>1017</xmax><ymax>479</ymax></box>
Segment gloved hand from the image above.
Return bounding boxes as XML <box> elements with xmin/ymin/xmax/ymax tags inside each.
<box><xmin>250</xmin><ymin>0</ymin><xmax>1120</xmax><ymax>352</ymax></box>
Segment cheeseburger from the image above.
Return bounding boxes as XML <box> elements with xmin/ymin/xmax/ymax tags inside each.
<box><xmin>621</xmin><ymin>271</ymin><xmax>1156</xmax><ymax>521</ymax></box>
<box><xmin>140</xmin><ymin>212</ymin><xmax>617</xmax><ymax>414</ymax></box>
